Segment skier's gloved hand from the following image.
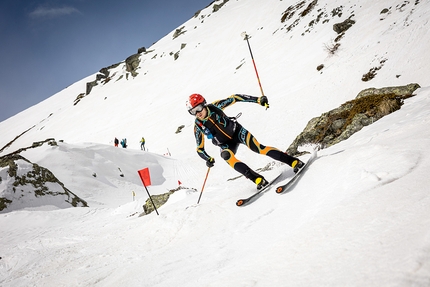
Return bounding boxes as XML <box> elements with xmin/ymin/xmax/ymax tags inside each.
<box><xmin>206</xmin><ymin>157</ymin><xmax>215</xmax><ymax>168</ymax></box>
<box><xmin>258</xmin><ymin>96</ymin><xmax>269</xmax><ymax>109</ymax></box>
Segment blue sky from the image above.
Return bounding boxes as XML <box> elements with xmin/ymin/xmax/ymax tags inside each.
<box><xmin>0</xmin><ymin>0</ymin><xmax>207</xmax><ymax>122</ymax></box>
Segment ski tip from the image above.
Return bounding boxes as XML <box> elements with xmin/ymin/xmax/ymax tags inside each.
<box><xmin>236</xmin><ymin>199</ymin><xmax>244</xmax><ymax>206</ymax></box>
<box><xmin>275</xmin><ymin>186</ymin><xmax>284</xmax><ymax>194</ymax></box>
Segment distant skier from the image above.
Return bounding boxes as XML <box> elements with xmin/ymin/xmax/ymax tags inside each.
<box><xmin>121</xmin><ymin>138</ymin><xmax>127</xmax><ymax>148</ymax></box>
<box><xmin>186</xmin><ymin>93</ymin><xmax>304</xmax><ymax>190</ymax></box>
<box><xmin>114</xmin><ymin>137</ymin><xmax>119</xmax><ymax>147</ymax></box>
<box><xmin>140</xmin><ymin>137</ymin><xmax>146</xmax><ymax>151</ymax></box>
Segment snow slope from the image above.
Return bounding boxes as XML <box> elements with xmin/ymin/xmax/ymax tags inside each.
<box><xmin>1</xmin><ymin>0</ymin><xmax>430</xmax><ymax>286</ymax></box>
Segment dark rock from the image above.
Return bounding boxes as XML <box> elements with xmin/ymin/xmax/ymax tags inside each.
<box><xmin>125</xmin><ymin>53</ymin><xmax>141</xmax><ymax>77</ymax></box>
<box><xmin>0</xmin><ymin>152</ymin><xmax>88</xmax><ymax>212</ymax></box>
<box><xmin>86</xmin><ymin>80</ymin><xmax>98</xmax><ymax>95</ymax></box>
<box><xmin>333</xmin><ymin>18</ymin><xmax>356</xmax><ymax>34</ymax></box>
<box><xmin>286</xmin><ymin>83</ymin><xmax>420</xmax><ymax>156</ymax></box>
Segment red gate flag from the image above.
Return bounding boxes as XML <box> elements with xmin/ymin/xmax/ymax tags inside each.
<box><xmin>138</xmin><ymin>167</ymin><xmax>151</xmax><ymax>186</ymax></box>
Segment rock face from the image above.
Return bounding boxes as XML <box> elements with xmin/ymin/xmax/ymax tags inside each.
<box><xmin>0</xmin><ymin>140</ymin><xmax>88</xmax><ymax>213</ymax></box>
<box><xmin>141</xmin><ymin>186</ymin><xmax>195</xmax><ymax>215</ymax></box>
<box><xmin>142</xmin><ymin>191</ymin><xmax>175</xmax><ymax>215</ymax></box>
<box><xmin>356</xmin><ymin>83</ymin><xmax>420</xmax><ymax>99</ymax></box>
<box><xmin>333</xmin><ymin>18</ymin><xmax>356</xmax><ymax>34</ymax></box>
<box><xmin>125</xmin><ymin>53</ymin><xmax>141</xmax><ymax>77</ymax></box>
<box><xmin>286</xmin><ymin>83</ymin><xmax>421</xmax><ymax>156</ymax></box>
<box><xmin>84</xmin><ymin>63</ymin><xmax>121</xmax><ymax>95</ymax></box>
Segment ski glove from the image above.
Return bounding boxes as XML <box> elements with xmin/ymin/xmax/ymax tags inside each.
<box><xmin>206</xmin><ymin>157</ymin><xmax>215</xmax><ymax>168</ymax></box>
<box><xmin>259</xmin><ymin>96</ymin><xmax>269</xmax><ymax>108</ymax></box>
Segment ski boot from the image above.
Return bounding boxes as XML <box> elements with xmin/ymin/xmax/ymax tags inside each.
<box><xmin>245</xmin><ymin>169</ymin><xmax>268</xmax><ymax>190</ymax></box>
<box><xmin>292</xmin><ymin>159</ymin><xmax>304</xmax><ymax>173</ymax></box>
<box><xmin>255</xmin><ymin>177</ymin><xmax>269</xmax><ymax>190</ymax></box>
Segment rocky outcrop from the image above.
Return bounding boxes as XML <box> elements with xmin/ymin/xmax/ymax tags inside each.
<box><xmin>125</xmin><ymin>53</ymin><xmax>141</xmax><ymax>77</ymax></box>
<box><xmin>0</xmin><ymin>139</ymin><xmax>88</xmax><ymax>213</ymax></box>
<box><xmin>356</xmin><ymin>83</ymin><xmax>420</xmax><ymax>99</ymax></box>
<box><xmin>0</xmin><ymin>126</ymin><xmax>35</xmax><ymax>154</ymax></box>
<box><xmin>142</xmin><ymin>191</ymin><xmax>174</xmax><ymax>215</ymax></box>
<box><xmin>74</xmin><ymin>93</ymin><xmax>86</xmax><ymax>106</ymax></box>
<box><xmin>141</xmin><ymin>186</ymin><xmax>195</xmax><ymax>215</ymax></box>
<box><xmin>286</xmin><ymin>83</ymin><xmax>421</xmax><ymax>156</ymax></box>
<box><xmin>213</xmin><ymin>0</ymin><xmax>229</xmax><ymax>12</ymax></box>
<box><xmin>85</xmin><ymin>63</ymin><xmax>121</xmax><ymax>95</ymax></box>
<box><xmin>175</xmin><ymin>125</ymin><xmax>185</xmax><ymax>134</ymax></box>
<box><xmin>333</xmin><ymin>18</ymin><xmax>356</xmax><ymax>34</ymax></box>
<box><xmin>173</xmin><ymin>26</ymin><xmax>186</xmax><ymax>40</ymax></box>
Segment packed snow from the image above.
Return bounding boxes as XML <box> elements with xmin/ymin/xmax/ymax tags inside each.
<box><xmin>1</xmin><ymin>0</ymin><xmax>430</xmax><ymax>286</ymax></box>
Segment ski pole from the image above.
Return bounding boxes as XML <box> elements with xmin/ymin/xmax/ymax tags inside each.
<box><xmin>242</xmin><ymin>32</ymin><xmax>266</xmax><ymax>100</ymax></box>
<box><xmin>197</xmin><ymin>167</ymin><xmax>211</xmax><ymax>204</ymax></box>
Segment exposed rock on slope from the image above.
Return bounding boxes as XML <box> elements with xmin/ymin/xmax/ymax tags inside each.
<box><xmin>0</xmin><ymin>140</ymin><xmax>88</xmax><ymax>213</ymax></box>
<box><xmin>287</xmin><ymin>83</ymin><xmax>420</xmax><ymax>156</ymax></box>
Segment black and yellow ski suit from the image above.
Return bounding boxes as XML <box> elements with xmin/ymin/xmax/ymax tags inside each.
<box><xmin>193</xmin><ymin>94</ymin><xmax>299</xmax><ymax>182</ymax></box>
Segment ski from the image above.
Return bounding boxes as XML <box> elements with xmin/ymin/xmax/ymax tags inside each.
<box><xmin>236</xmin><ymin>173</ymin><xmax>282</xmax><ymax>207</ymax></box>
<box><xmin>275</xmin><ymin>150</ymin><xmax>317</xmax><ymax>194</ymax></box>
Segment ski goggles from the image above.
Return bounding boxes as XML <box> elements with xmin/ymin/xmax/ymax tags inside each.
<box><xmin>188</xmin><ymin>104</ymin><xmax>205</xmax><ymax>115</ymax></box>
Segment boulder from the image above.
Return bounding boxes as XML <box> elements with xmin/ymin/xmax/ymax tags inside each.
<box><xmin>286</xmin><ymin>83</ymin><xmax>421</xmax><ymax>156</ymax></box>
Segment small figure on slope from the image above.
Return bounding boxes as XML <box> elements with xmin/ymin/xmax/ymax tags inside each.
<box><xmin>140</xmin><ymin>137</ymin><xmax>146</xmax><ymax>151</ymax></box>
<box><xmin>120</xmin><ymin>138</ymin><xmax>127</xmax><ymax>148</ymax></box>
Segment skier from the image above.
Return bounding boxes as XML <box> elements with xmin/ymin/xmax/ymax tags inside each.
<box><xmin>140</xmin><ymin>137</ymin><xmax>146</xmax><ymax>151</ymax></box>
<box><xmin>121</xmin><ymin>138</ymin><xmax>127</xmax><ymax>148</ymax></box>
<box><xmin>186</xmin><ymin>93</ymin><xmax>304</xmax><ymax>190</ymax></box>
<box><xmin>114</xmin><ymin>137</ymin><xmax>119</xmax><ymax>147</ymax></box>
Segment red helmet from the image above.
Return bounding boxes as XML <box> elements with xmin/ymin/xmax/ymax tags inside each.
<box><xmin>188</xmin><ymin>94</ymin><xmax>206</xmax><ymax>107</ymax></box>
<box><xmin>186</xmin><ymin>93</ymin><xmax>206</xmax><ymax>112</ymax></box>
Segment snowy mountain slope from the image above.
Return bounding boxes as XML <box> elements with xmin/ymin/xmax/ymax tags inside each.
<box><xmin>1</xmin><ymin>0</ymin><xmax>429</xmax><ymax>156</ymax></box>
<box><xmin>1</xmin><ymin>0</ymin><xmax>430</xmax><ymax>286</ymax></box>
<box><xmin>18</xmin><ymin>142</ymin><xmax>200</xmax><ymax>207</ymax></box>
<box><xmin>1</xmin><ymin>87</ymin><xmax>429</xmax><ymax>286</ymax></box>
